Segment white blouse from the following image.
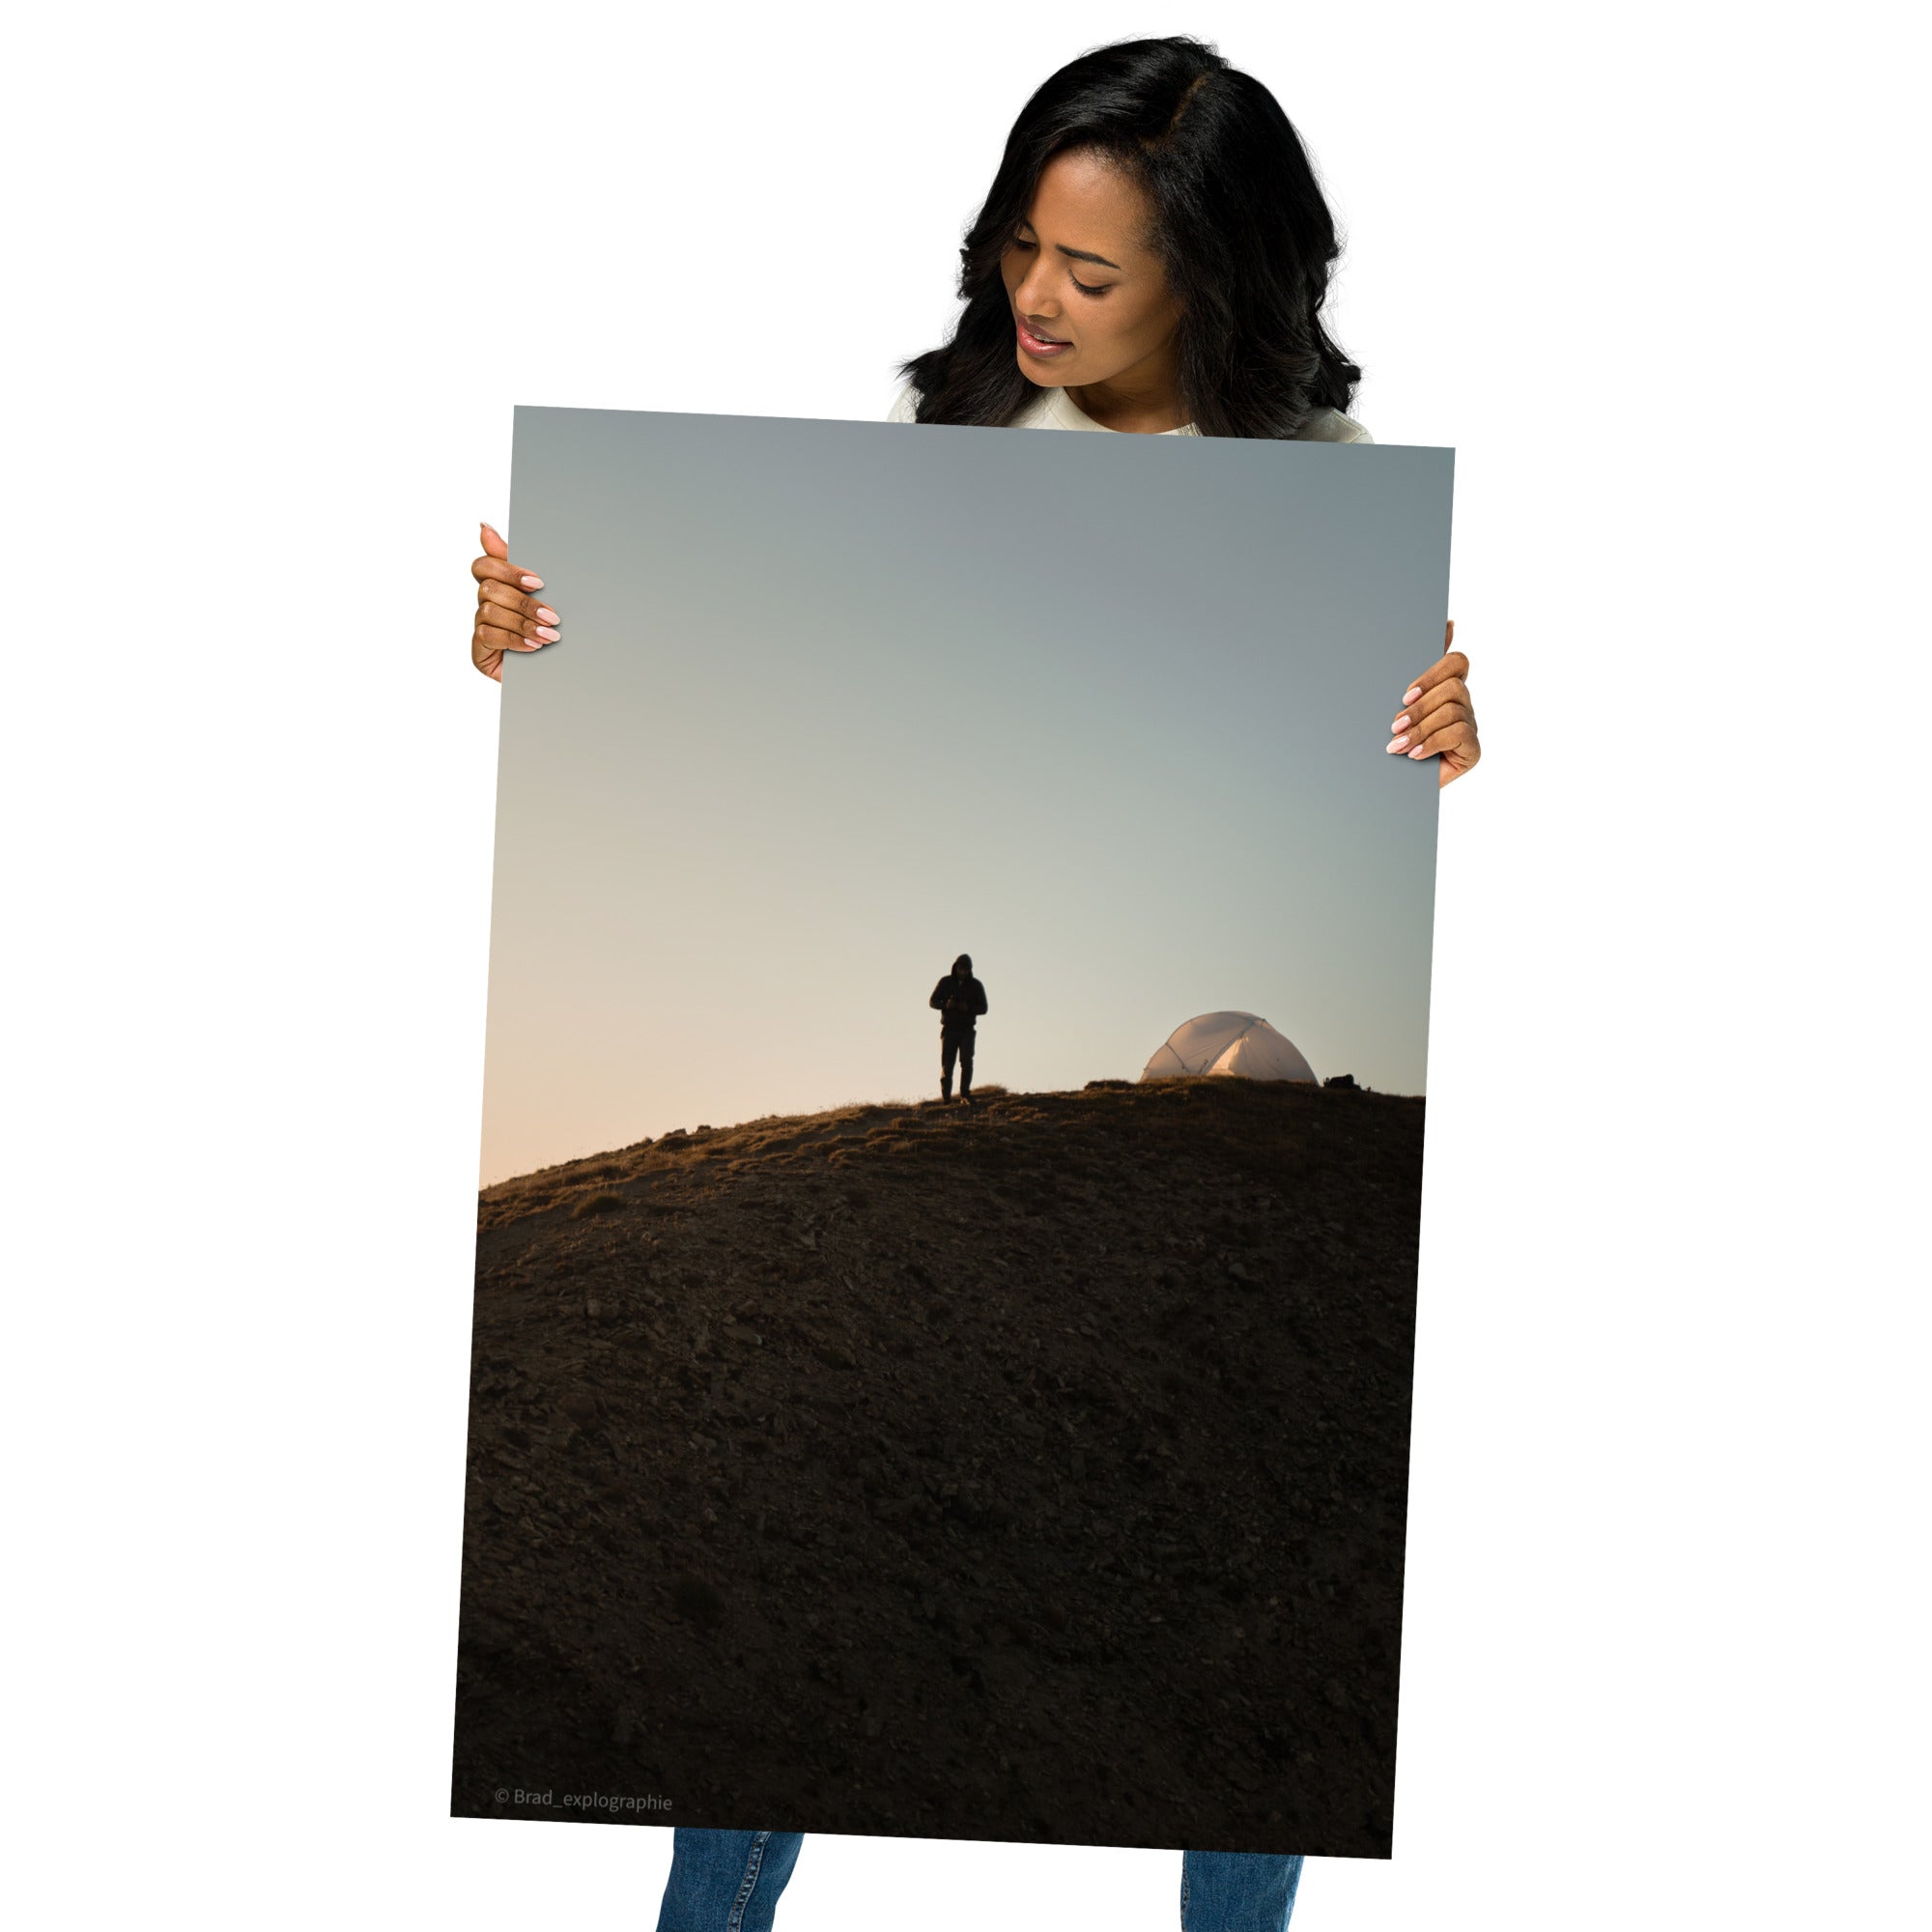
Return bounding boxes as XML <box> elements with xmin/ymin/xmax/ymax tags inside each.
<box><xmin>887</xmin><ymin>379</ymin><xmax>1373</xmax><ymax>442</ymax></box>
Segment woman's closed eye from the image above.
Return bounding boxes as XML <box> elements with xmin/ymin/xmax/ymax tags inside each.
<box><xmin>1010</xmin><ymin>233</ymin><xmax>1113</xmax><ymax>297</ymax></box>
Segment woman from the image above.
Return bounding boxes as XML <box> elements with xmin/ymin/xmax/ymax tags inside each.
<box><xmin>468</xmin><ymin>35</ymin><xmax>1479</xmax><ymax>1932</ymax></box>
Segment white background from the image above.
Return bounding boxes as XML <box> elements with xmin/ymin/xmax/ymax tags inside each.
<box><xmin>6</xmin><ymin>3</ymin><xmax>1923</xmax><ymax>1926</ymax></box>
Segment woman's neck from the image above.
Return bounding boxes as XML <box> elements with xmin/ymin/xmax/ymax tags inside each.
<box><xmin>1065</xmin><ymin>340</ymin><xmax>1188</xmax><ymax>434</ymax></box>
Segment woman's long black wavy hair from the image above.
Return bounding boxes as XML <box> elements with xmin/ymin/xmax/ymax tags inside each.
<box><xmin>898</xmin><ymin>37</ymin><xmax>1360</xmax><ymax>439</ymax></box>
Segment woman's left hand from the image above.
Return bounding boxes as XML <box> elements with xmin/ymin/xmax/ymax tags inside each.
<box><xmin>1386</xmin><ymin>620</ymin><xmax>1479</xmax><ymax>787</ymax></box>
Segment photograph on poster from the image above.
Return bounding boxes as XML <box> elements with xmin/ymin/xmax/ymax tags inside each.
<box><xmin>451</xmin><ymin>404</ymin><xmax>1452</xmax><ymax>1858</ymax></box>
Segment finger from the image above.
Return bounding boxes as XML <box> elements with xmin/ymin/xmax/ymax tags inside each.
<box><xmin>1409</xmin><ymin>695</ymin><xmax>1472</xmax><ymax>746</ymax></box>
<box><xmin>1401</xmin><ymin>650</ymin><xmax>1470</xmax><ymax>701</ymax></box>
<box><xmin>1408</xmin><ymin>682</ymin><xmax>1472</xmax><ymax>732</ymax></box>
<box><xmin>1387</xmin><ymin>705</ymin><xmax>1471</xmax><ymax>757</ymax></box>
<box><xmin>479</xmin><ymin>522</ymin><xmax>509</xmax><ymax>561</ymax></box>
<box><xmin>471</xmin><ymin>553</ymin><xmax>547</xmax><ymax>592</ymax></box>
<box><xmin>475</xmin><ymin>604</ymin><xmax>560</xmax><ymax>646</ymax></box>
<box><xmin>475</xmin><ymin>620</ymin><xmax>544</xmax><ymax>658</ymax></box>
<box><xmin>1390</xmin><ymin>675</ymin><xmax>1469</xmax><ymax>732</ymax></box>
<box><xmin>1398</xmin><ymin>650</ymin><xmax>1470</xmax><ymax>706</ymax></box>
<box><xmin>476</xmin><ymin>619</ymin><xmax>543</xmax><ymax>656</ymax></box>
<box><xmin>475</xmin><ymin>598</ymin><xmax>560</xmax><ymax>645</ymax></box>
<box><xmin>1406</xmin><ymin>718</ymin><xmax>1480</xmax><ymax>764</ymax></box>
<box><xmin>477</xmin><ymin>578</ymin><xmax>560</xmax><ymax>629</ymax></box>
<box><xmin>1386</xmin><ymin>700</ymin><xmax>1470</xmax><ymax>754</ymax></box>
<box><xmin>1444</xmin><ymin>618</ymin><xmax>1455</xmax><ymax>651</ymax></box>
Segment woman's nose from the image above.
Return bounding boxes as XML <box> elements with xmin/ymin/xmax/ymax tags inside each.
<box><xmin>1014</xmin><ymin>264</ymin><xmax>1060</xmax><ymax>321</ymax></box>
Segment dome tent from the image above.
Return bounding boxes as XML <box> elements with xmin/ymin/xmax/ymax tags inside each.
<box><xmin>1141</xmin><ymin>1011</ymin><xmax>1317</xmax><ymax>1085</ymax></box>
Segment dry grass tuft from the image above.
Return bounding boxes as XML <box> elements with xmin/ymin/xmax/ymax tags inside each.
<box><xmin>571</xmin><ymin>1191</ymin><xmax>626</xmax><ymax>1219</ymax></box>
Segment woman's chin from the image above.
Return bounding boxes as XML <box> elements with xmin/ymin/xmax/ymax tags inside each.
<box><xmin>1015</xmin><ymin>355</ymin><xmax>1071</xmax><ymax>388</ymax></box>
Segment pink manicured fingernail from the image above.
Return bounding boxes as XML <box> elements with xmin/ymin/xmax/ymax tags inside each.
<box><xmin>1385</xmin><ymin>735</ymin><xmax>1409</xmax><ymax>753</ymax></box>
<box><xmin>1391</xmin><ymin>714</ymin><xmax>1411</xmax><ymax>732</ymax></box>
<box><xmin>535</xmin><ymin>607</ymin><xmax>558</xmax><ymax>624</ymax></box>
<box><xmin>521</xmin><ymin>574</ymin><xmax>544</xmax><ymax>589</ymax></box>
<box><xmin>1403</xmin><ymin>686</ymin><xmax>1422</xmax><ymax>705</ymax></box>
<box><xmin>1407</xmin><ymin>746</ymin><xmax>1427</xmax><ymax>758</ymax></box>
<box><xmin>524</xmin><ymin>639</ymin><xmax>544</xmax><ymax>650</ymax></box>
<box><xmin>534</xmin><ymin>625</ymin><xmax>560</xmax><ymax>641</ymax></box>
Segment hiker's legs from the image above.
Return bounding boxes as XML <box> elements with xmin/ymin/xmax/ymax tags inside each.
<box><xmin>655</xmin><ymin>1829</ymin><xmax>806</xmax><ymax>1932</ymax></box>
<box><xmin>1179</xmin><ymin>1851</ymin><xmax>1304</xmax><ymax>1932</ymax></box>
<box><xmin>940</xmin><ymin>1033</ymin><xmax>959</xmax><ymax>1099</ymax></box>
<box><xmin>957</xmin><ymin>1029</ymin><xmax>975</xmax><ymax>1096</ymax></box>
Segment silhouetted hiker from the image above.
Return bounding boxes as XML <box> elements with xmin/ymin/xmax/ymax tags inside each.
<box><xmin>929</xmin><ymin>952</ymin><xmax>988</xmax><ymax>1103</ymax></box>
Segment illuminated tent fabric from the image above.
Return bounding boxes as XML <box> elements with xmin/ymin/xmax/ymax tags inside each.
<box><xmin>1140</xmin><ymin>1011</ymin><xmax>1317</xmax><ymax>1085</ymax></box>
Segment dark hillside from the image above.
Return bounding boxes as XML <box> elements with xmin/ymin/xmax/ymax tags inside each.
<box><xmin>452</xmin><ymin>1077</ymin><xmax>1422</xmax><ymax>1857</ymax></box>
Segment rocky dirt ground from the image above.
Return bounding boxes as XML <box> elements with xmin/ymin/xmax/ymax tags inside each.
<box><xmin>451</xmin><ymin>1076</ymin><xmax>1422</xmax><ymax>1857</ymax></box>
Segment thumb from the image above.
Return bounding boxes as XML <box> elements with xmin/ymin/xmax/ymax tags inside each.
<box><xmin>479</xmin><ymin>521</ymin><xmax>509</xmax><ymax>560</ymax></box>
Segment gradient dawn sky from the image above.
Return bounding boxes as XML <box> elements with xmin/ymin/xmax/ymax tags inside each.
<box><xmin>479</xmin><ymin>407</ymin><xmax>1452</xmax><ymax>1185</ymax></box>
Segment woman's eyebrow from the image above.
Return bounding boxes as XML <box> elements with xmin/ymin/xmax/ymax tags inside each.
<box><xmin>1015</xmin><ymin>221</ymin><xmax>1122</xmax><ymax>272</ymax></box>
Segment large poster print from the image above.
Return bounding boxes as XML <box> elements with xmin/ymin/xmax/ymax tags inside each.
<box><xmin>451</xmin><ymin>407</ymin><xmax>1453</xmax><ymax>1858</ymax></box>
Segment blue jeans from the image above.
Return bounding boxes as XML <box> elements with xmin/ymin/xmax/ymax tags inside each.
<box><xmin>655</xmin><ymin>1829</ymin><xmax>1303</xmax><ymax>1932</ymax></box>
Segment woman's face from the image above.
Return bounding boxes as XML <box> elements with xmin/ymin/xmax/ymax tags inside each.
<box><xmin>1000</xmin><ymin>148</ymin><xmax>1180</xmax><ymax>392</ymax></box>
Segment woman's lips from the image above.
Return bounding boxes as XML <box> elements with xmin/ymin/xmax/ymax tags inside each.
<box><xmin>1016</xmin><ymin>316</ymin><xmax>1072</xmax><ymax>358</ymax></box>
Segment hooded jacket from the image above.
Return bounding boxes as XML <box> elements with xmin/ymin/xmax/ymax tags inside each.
<box><xmin>929</xmin><ymin>954</ymin><xmax>988</xmax><ymax>1033</ymax></box>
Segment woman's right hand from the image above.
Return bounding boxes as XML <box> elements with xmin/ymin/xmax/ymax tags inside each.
<box><xmin>470</xmin><ymin>522</ymin><xmax>559</xmax><ymax>682</ymax></box>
